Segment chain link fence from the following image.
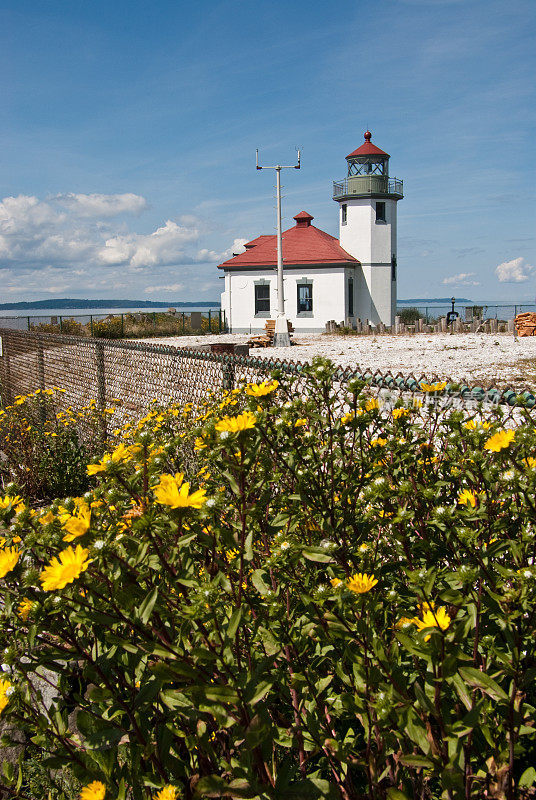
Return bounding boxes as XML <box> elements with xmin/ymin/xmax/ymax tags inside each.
<box><xmin>1</xmin><ymin>330</ymin><xmax>535</xmax><ymax>434</ymax></box>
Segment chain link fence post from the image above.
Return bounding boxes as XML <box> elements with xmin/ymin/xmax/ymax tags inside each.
<box><xmin>222</xmin><ymin>356</ymin><xmax>235</xmax><ymax>391</ymax></box>
<box><xmin>95</xmin><ymin>341</ymin><xmax>107</xmax><ymax>442</ymax></box>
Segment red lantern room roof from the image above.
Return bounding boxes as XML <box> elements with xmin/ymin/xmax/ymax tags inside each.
<box><xmin>346</xmin><ymin>131</ymin><xmax>390</xmax><ymax>160</ymax></box>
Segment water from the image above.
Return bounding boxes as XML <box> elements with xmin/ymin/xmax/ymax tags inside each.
<box><xmin>0</xmin><ymin>305</ymin><xmax>221</xmax><ymax>331</ymax></box>
<box><xmin>0</xmin><ymin>304</ymin><xmax>219</xmax><ymax>318</ymax></box>
<box><xmin>397</xmin><ymin>299</ymin><xmax>535</xmax><ymax>322</ymax></box>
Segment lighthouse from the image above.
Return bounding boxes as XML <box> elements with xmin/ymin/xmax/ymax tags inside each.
<box><xmin>219</xmin><ymin>130</ymin><xmax>403</xmax><ymax>333</ymax></box>
<box><xmin>333</xmin><ymin>131</ymin><xmax>403</xmax><ymax>326</ymax></box>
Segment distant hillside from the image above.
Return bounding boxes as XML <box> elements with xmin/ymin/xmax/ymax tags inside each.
<box><xmin>0</xmin><ymin>298</ymin><xmax>220</xmax><ymax>311</ymax></box>
<box><xmin>400</xmin><ymin>297</ymin><xmax>472</xmax><ymax>304</ymax></box>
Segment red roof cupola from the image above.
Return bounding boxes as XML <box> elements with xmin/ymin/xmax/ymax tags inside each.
<box><xmin>293</xmin><ymin>210</ymin><xmax>314</xmax><ymax>227</ymax></box>
<box><xmin>218</xmin><ymin>210</ymin><xmax>358</xmax><ymax>270</ymax></box>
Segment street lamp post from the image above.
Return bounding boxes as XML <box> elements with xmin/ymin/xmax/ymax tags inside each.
<box><xmin>256</xmin><ymin>148</ymin><xmax>301</xmax><ymax>347</ymax></box>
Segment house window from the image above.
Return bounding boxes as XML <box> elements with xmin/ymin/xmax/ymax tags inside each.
<box><xmin>341</xmin><ymin>204</ymin><xmax>347</xmax><ymax>225</ymax></box>
<box><xmin>297</xmin><ymin>283</ymin><xmax>313</xmax><ymax>314</ymax></box>
<box><xmin>376</xmin><ymin>201</ymin><xmax>386</xmax><ymax>222</ymax></box>
<box><xmin>391</xmin><ymin>255</ymin><xmax>397</xmax><ymax>282</ymax></box>
<box><xmin>348</xmin><ymin>277</ymin><xmax>354</xmax><ymax>316</ymax></box>
<box><xmin>254</xmin><ymin>283</ymin><xmax>270</xmax><ymax>315</ymax></box>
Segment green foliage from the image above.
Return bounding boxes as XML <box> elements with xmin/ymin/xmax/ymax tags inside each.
<box><xmin>1</xmin><ymin>361</ymin><xmax>536</xmax><ymax>799</ymax></box>
<box><xmin>0</xmin><ymin>390</ymin><xmax>110</xmax><ymax>500</ymax></box>
<box><xmin>398</xmin><ymin>307</ymin><xmax>423</xmax><ymax>324</ymax></box>
<box><xmin>92</xmin><ymin>317</ymin><xmax>125</xmax><ymax>339</ymax></box>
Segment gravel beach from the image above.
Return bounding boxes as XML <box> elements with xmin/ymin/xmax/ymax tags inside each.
<box><xmin>137</xmin><ymin>332</ymin><xmax>536</xmax><ymax>390</ymax></box>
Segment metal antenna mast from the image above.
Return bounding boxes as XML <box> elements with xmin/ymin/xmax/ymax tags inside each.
<box><xmin>256</xmin><ymin>147</ymin><xmax>301</xmax><ymax>347</ymax></box>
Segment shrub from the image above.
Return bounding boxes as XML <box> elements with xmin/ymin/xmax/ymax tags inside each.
<box><xmin>92</xmin><ymin>317</ymin><xmax>124</xmax><ymax>339</ymax></box>
<box><xmin>30</xmin><ymin>319</ymin><xmax>86</xmax><ymax>336</ymax></box>
<box><xmin>0</xmin><ymin>390</ymin><xmax>112</xmax><ymax>500</ymax></box>
<box><xmin>398</xmin><ymin>307</ymin><xmax>423</xmax><ymax>324</ymax></box>
<box><xmin>0</xmin><ymin>362</ymin><xmax>536</xmax><ymax>799</ymax></box>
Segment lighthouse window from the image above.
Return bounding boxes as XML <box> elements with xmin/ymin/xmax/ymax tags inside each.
<box><xmin>341</xmin><ymin>204</ymin><xmax>347</xmax><ymax>225</ymax></box>
<box><xmin>375</xmin><ymin>202</ymin><xmax>386</xmax><ymax>222</ymax></box>
<box><xmin>254</xmin><ymin>284</ymin><xmax>270</xmax><ymax>315</ymax></box>
<box><xmin>297</xmin><ymin>283</ymin><xmax>313</xmax><ymax>315</ymax></box>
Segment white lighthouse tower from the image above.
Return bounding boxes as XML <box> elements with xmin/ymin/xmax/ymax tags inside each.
<box><xmin>333</xmin><ymin>131</ymin><xmax>403</xmax><ymax>326</ymax></box>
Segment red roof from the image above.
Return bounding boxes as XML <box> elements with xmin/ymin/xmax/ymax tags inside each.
<box><xmin>219</xmin><ymin>212</ymin><xmax>358</xmax><ymax>269</ymax></box>
<box><xmin>346</xmin><ymin>130</ymin><xmax>389</xmax><ymax>160</ymax></box>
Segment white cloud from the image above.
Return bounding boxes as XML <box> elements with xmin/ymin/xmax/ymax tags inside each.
<box><xmin>0</xmin><ymin>192</ymin><xmax>247</xmax><ymax>301</ymax></box>
<box><xmin>55</xmin><ymin>192</ymin><xmax>147</xmax><ymax>217</ymax></box>
<box><xmin>144</xmin><ymin>283</ymin><xmax>185</xmax><ymax>294</ymax></box>
<box><xmin>442</xmin><ymin>272</ymin><xmax>480</xmax><ymax>286</ymax></box>
<box><xmin>495</xmin><ymin>257</ymin><xmax>534</xmax><ymax>283</ymax></box>
<box><xmin>98</xmin><ymin>220</ymin><xmax>199</xmax><ymax>268</ymax></box>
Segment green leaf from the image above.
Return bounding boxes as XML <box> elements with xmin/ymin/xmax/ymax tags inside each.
<box><xmin>519</xmin><ymin>767</ymin><xmax>536</xmax><ymax>788</ymax></box>
<box><xmin>458</xmin><ymin>667</ymin><xmax>508</xmax><ymax>701</ymax></box>
<box><xmin>301</xmin><ymin>546</ymin><xmax>334</xmax><ymax>563</ymax></box>
<box><xmin>227</xmin><ymin>606</ymin><xmax>243</xmax><ymax>638</ymax></box>
<box><xmin>244</xmin><ymin>530</ymin><xmax>253</xmax><ymax>561</ymax></box>
<box><xmin>251</xmin><ymin>569</ymin><xmax>271</xmax><ymax>595</ymax></box>
<box><xmin>387</xmin><ymin>790</ymin><xmax>412</xmax><ymax>800</ymax></box>
<box><xmin>247</xmin><ymin>680</ymin><xmax>273</xmax><ymax>706</ymax></box>
<box><xmin>137</xmin><ymin>586</ymin><xmax>159</xmax><ymax>624</ymax></box>
<box><xmin>399</xmin><ymin>754</ymin><xmax>434</xmax><ymax>768</ymax></box>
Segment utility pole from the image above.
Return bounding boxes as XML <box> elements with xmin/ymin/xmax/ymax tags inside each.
<box><xmin>256</xmin><ymin>148</ymin><xmax>301</xmax><ymax>347</ymax></box>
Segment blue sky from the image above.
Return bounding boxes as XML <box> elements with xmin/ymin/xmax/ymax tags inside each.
<box><xmin>1</xmin><ymin>0</ymin><xmax>534</xmax><ymax>302</ymax></box>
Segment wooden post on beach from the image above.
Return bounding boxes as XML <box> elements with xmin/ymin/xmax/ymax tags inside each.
<box><xmin>490</xmin><ymin>318</ymin><xmax>498</xmax><ymax>333</ymax></box>
<box><xmin>394</xmin><ymin>315</ymin><xmax>401</xmax><ymax>334</ymax></box>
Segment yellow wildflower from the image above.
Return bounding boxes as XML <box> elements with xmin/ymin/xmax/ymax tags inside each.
<box><xmin>154</xmin><ymin>473</ymin><xmax>207</xmax><ymax>510</ymax></box>
<box><xmin>484</xmin><ymin>429</ymin><xmax>515</xmax><ymax>452</ymax></box>
<box><xmin>371</xmin><ymin>437</ymin><xmax>387</xmax><ymax>447</ymax></box>
<box><xmin>413</xmin><ymin>605</ymin><xmax>451</xmax><ymax>641</ymax></box>
<box><xmin>524</xmin><ymin>456</ymin><xmax>536</xmax><ymax>469</ymax></box>
<box><xmin>61</xmin><ymin>507</ymin><xmax>91</xmax><ymax>542</ymax></box>
<box><xmin>225</xmin><ymin>548</ymin><xmax>239</xmax><ymax>562</ymax></box>
<box><xmin>80</xmin><ymin>781</ymin><xmax>106</xmax><ymax>800</ymax></box>
<box><xmin>330</xmin><ymin>577</ymin><xmax>343</xmax><ymax>589</ymax></box>
<box><xmin>17</xmin><ymin>598</ymin><xmax>34</xmax><ymax>621</ymax></box>
<box><xmin>39</xmin><ymin>510</ymin><xmax>54</xmax><ymax>525</ymax></box>
<box><xmin>294</xmin><ymin>418</ymin><xmax>307</xmax><ymax>427</ymax></box>
<box><xmin>0</xmin><ymin>548</ymin><xmax>20</xmax><ymax>579</ymax></box>
<box><xmin>245</xmin><ymin>379</ymin><xmax>279</xmax><ymax>397</ymax></box>
<box><xmin>458</xmin><ymin>489</ymin><xmax>477</xmax><ymax>508</ymax></box>
<box><xmin>40</xmin><ymin>545</ymin><xmax>91</xmax><ymax>591</ymax></box>
<box><xmin>364</xmin><ymin>398</ymin><xmax>379</xmax><ymax>412</ymax></box>
<box><xmin>392</xmin><ymin>408</ymin><xmax>409</xmax><ymax>419</ymax></box>
<box><xmin>347</xmin><ymin>573</ymin><xmax>378</xmax><ymax>594</ymax></box>
<box><xmin>154</xmin><ymin>786</ymin><xmax>177</xmax><ymax>800</ymax></box>
<box><xmin>215</xmin><ymin>411</ymin><xmax>256</xmax><ymax>433</ymax></box>
<box><xmin>420</xmin><ymin>381</ymin><xmax>447</xmax><ymax>393</ymax></box>
<box><xmin>194</xmin><ymin>437</ymin><xmax>208</xmax><ymax>451</ymax></box>
<box><xmin>341</xmin><ymin>411</ymin><xmax>355</xmax><ymax>425</ymax></box>
<box><xmin>0</xmin><ymin>495</ymin><xmax>24</xmax><ymax>511</ymax></box>
<box><xmin>396</xmin><ymin>617</ymin><xmax>414</xmax><ymax>628</ymax></box>
<box><xmin>0</xmin><ymin>678</ymin><xmax>13</xmax><ymax>715</ymax></box>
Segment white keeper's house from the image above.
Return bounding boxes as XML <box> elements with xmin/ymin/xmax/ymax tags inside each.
<box><xmin>218</xmin><ymin>131</ymin><xmax>403</xmax><ymax>332</ymax></box>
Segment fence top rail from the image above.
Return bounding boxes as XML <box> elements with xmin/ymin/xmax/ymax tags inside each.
<box><xmin>1</xmin><ymin>328</ymin><xmax>535</xmax><ymax>409</ymax></box>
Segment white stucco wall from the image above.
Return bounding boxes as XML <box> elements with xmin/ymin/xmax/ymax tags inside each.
<box><xmin>338</xmin><ymin>197</ymin><xmax>398</xmax><ymax>326</ymax></box>
<box><xmin>221</xmin><ymin>267</ymin><xmax>348</xmax><ymax>333</ymax></box>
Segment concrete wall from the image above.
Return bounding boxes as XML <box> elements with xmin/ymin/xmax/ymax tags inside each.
<box><xmin>221</xmin><ymin>267</ymin><xmax>347</xmax><ymax>333</ymax></box>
